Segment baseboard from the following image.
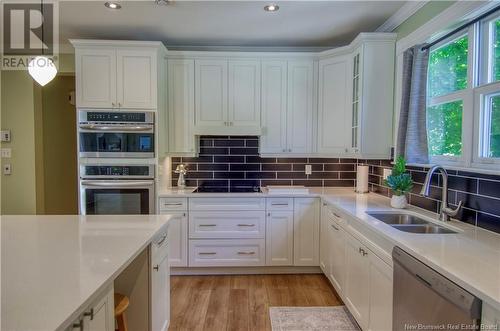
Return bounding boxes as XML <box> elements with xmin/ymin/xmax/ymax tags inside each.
<box><xmin>171</xmin><ymin>266</ymin><xmax>322</xmax><ymax>275</ymax></box>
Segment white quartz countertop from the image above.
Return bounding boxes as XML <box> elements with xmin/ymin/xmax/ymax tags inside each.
<box><xmin>1</xmin><ymin>215</ymin><xmax>171</xmax><ymax>331</ymax></box>
<box><xmin>158</xmin><ymin>186</ymin><xmax>500</xmax><ymax>310</ymax></box>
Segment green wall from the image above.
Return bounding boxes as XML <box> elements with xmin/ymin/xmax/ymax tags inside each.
<box><xmin>395</xmin><ymin>1</ymin><xmax>456</xmax><ymax>40</ymax></box>
<box><xmin>1</xmin><ymin>71</ymin><xmax>39</xmax><ymax>214</ymax></box>
<box><xmin>0</xmin><ymin>54</ymin><xmax>76</xmax><ymax>215</ymax></box>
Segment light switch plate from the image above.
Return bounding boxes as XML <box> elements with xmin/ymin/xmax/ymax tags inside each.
<box><xmin>3</xmin><ymin>164</ymin><xmax>11</xmax><ymax>175</ymax></box>
<box><xmin>1</xmin><ymin>148</ymin><xmax>11</xmax><ymax>158</ymax></box>
<box><xmin>305</xmin><ymin>164</ymin><xmax>312</xmax><ymax>175</ymax></box>
<box><xmin>0</xmin><ymin>130</ymin><xmax>11</xmax><ymax>142</ymax></box>
<box><xmin>383</xmin><ymin>168</ymin><xmax>392</xmax><ymax>180</ymax></box>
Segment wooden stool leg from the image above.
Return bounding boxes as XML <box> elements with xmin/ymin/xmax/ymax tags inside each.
<box><xmin>116</xmin><ymin>312</ymin><xmax>128</xmax><ymax>331</ymax></box>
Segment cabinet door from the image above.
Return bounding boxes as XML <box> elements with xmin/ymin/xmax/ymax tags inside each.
<box><xmin>152</xmin><ymin>255</ymin><xmax>170</xmax><ymax>331</ymax></box>
<box><xmin>260</xmin><ymin>60</ymin><xmax>288</xmax><ymax>154</ymax></box>
<box><xmin>167</xmin><ymin>59</ymin><xmax>195</xmax><ymax>154</ymax></box>
<box><xmin>228</xmin><ymin>60</ymin><xmax>261</xmax><ymax>127</ymax></box>
<box><xmin>116</xmin><ymin>49</ymin><xmax>157</xmax><ymax>109</ymax></box>
<box><xmin>319</xmin><ymin>205</ymin><xmax>331</xmax><ymax>274</ymax></box>
<box><xmin>166</xmin><ymin>211</ymin><xmax>188</xmax><ymax>267</ymax></box>
<box><xmin>76</xmin><ymin>48</ymin><xmax>116</xmax><ymax>108</ymax></box>
<box><xmin>367</xmin><ymin>252</ymin><xmax>393</xmax><ymax>331</ymax></box>
<box><xmin>83</xmin><ymin>286</ymin><xmax>114</xmax><ymax>331</ymax></box>
<box><xmin>293</xmin><ymin>198</ymin><xmax>320</xmax><ymax>266</ymax></box>
<box><xmin>317</xmin><ymin>57</ymin><xmax>350</xmax><ymax>154</ymax></box>
<box><xmin>344</xmin><ymin>233</ymin><xmax>370</xmax><ymax>329</ymax></box>
<box><xmin>195</xmin><ymin>59</ymin><xmax>228</xmax><ymax>127</ymax></box>
<box><xmin>287</xmin><ymin>61</ymin><xmax>314</xmax><ymax>154</ymax></box>
<box><xmin>328</xmin><ymin>219</ymin><xmax>345</xmax><ymax>295</ymax></box>
<box><xmin>266</xmin><ymin>210</ymin><xmax>294</xmax><ymax>266</ymax></box>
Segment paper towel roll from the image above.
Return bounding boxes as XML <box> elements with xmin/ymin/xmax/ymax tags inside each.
<box><xmin>356</xmin><ymin>164</ymin><xmax>369</xmax><ymax>193</ymax></box>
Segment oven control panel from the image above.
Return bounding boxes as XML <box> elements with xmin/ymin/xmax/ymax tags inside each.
<box><xmin>81</xmin><ymin>165</ymin><xmax>154</xmax><ymax>179</ymax></box>
<box><xmin>79</xmin><ymin>111</ymin><xmax>154</xmax><ymax>124</ymax></box>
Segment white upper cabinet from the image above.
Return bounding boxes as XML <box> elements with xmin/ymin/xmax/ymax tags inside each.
<box><xmin>228</xmin><ymin>60</ymin><xmax>261</xmax><ymax>127</ymax></box>
<box><xmin>72</xmin><ymin>40</ymin><xmax>166</xmax><ymax>110</ymax></box>
<box><xmin>195</xmin><ymin>59</ymin><xmax>228</xmax><ymax>128</ymax></box>
<box><xmin>117</xmin><ymin>49</ymin><xmax>157</xmax><ymax>109</ymax></box>
<box><xmin>167</xmin><ymin>59</ymin><xmax>196</xmax><ymax>155</ymax></box>
<box><xmin>261</xmin><ymin>60</ymin><xmax>288</xmax><ymax>154</ymax></box>
<box><xmin>76</xmin><ymin>48</ymin><xmax>117</xmax><ymax>108</ymax></box>
<box><xmin>317</xmin><ymin>56</ymin><xmax>350</xmax><ymax>154</ymax></box>
<box><xmin>287</xmin><ymin>61</ymin><xmax>314</xmax><ymax>154</ymax></box>
<box><xmin>194</xmin><ymin>59</ymin><xmax>261</xmax><ymax>134</ymax></box>
<box><xmin>349</xmin><ymin>39</ymin><xmax>395</xmax><ymax>158</ymax></box>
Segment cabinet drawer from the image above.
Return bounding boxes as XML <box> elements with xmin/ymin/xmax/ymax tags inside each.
<box><xmin>189</xmin><ymin>211</ymin><xmax>265</xmax><ymax>239</ymax></box>
<box><xmin>189</xmin><ymin>198</ymin><xmax>265</xmax><ymax>211</ymax></box>
<box><xmin>267</xmin><ymin>197</ymin><xmax>294</xmax><ymax>211</ymax></box>
<box><xmin>159</xmin><ymin>197</ymin><xmax>187</xmax><ymax>211</ymax></box>
<box><xmin>189</xmin><ymin>239</ymin><xmax>265</xmax><ymax>267</ymax></box>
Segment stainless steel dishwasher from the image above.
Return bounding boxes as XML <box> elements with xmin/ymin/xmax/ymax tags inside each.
<box><xmin>392</xmin><ymin>246</ymin><xmax>482</xmax><ymax>330</ymax></box>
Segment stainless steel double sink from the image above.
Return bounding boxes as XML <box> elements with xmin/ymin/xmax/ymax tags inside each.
<box><xmin>366</xmin><ymin>212</ymin><xmax>458</xmax><ymax>234</ymax></box>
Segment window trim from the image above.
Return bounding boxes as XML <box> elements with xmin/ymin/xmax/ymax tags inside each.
<box><xmin>472</xmin><ymin>82</ymin><xmax>500</xmax><ymax>168</ymax></box>
<box><xmin>479</xmin><ymin>12</ymin><xmax>500</xmax><ymax>85</ymax></box>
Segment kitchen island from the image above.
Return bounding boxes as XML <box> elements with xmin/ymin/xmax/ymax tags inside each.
<box><xmin>1</xmin><ymin>215</ymin><xmax>171</xmax><ymax>331</ymax></box>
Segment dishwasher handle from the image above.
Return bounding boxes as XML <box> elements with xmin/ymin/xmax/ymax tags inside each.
<box><xmin>392</xmin><ymin>246</ymin><xmax>482</xmax><ymax>319</ymax></box>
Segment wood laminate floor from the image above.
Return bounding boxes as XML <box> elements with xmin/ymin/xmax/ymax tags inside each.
<box><xmin>169</xmin><ymin>274</ymin><xmax>343</xmax><ymax>331</ymax></box>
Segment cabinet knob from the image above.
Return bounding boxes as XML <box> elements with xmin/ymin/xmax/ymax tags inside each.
<box><xmin>118</xmin><ymin>102</ymin><xmax>122</xmax><ymax>107</ymax></box>
<box><xmin>112</xmin><ymin>102</ymin><xmax>116</xmax><ymax>107</ymax></box>
<box><xmin>282</xmin><ymin>149</ymin><xmax>286</xmax><ymax>152</ymax></box>
<box><xmin>288</xmin><ymin>149</ymin><xmax>292</xmax><ymax>152</ymax></box>
<box><xmin>267</xmin><ymin>212</ymin><xmax>271</xmax><ymax>216</ymax></box>
<box><xmin>153</xmin><ymin>264</ymin><xmax>159</xmax><ymax>271</ymax></box>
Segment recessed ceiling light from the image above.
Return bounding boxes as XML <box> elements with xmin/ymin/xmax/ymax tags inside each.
<box><xmin>104</xmin><ymin>2</ymin><xmax>121</xmax><ymax>9</ymax></box>
<box><xmin>264</xmin><ymin>4</ymin><xmax>279</xmax><ymax>12</ymax></box>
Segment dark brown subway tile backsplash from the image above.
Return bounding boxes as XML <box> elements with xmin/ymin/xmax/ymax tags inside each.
<box><xmin>171</xmin><ymin>136</ymin><xmax>500</xmax><ymax>234</ymax></box>
<box><xmin>171</xmin><ymin>136</ymin><xmax>356</xmax><ymax>189</ymax></box>
<box><xmin>366</xmin><ymin>159</ymin><xmax>500</xmax><ymax>234</ymax></box>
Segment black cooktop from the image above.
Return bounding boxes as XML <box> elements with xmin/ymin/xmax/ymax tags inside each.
<box><xmin>194</xmin><ymin>186</ymin><xmax>261</xmax><ymax>193</ymax></box>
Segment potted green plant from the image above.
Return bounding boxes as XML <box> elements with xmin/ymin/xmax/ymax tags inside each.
<box><xmin>384</xmin><ymin>157</ymin><xmax>413</xmax><ymax>209</ymax></box>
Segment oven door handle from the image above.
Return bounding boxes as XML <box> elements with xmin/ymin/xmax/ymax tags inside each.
<box><xmin>79</xmin><ymin>124</ymin><xmax>153</xmax><ymax>132</ymax></box>
<box><xmin>80</xmin><ymin>180</ymin><xmax>154</xmax><ymax>187</ymax></box>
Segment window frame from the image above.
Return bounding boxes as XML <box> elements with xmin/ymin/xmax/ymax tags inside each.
<box><xmin>426</xmin><ymin>28</ymin><xmax>476</xmax><ymax>167</ymax></box>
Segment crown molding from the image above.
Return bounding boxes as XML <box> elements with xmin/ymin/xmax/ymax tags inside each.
<box><xmin>376</xmin><ymin>1</ymin><xmax>429</xmax><ymax>32</ymax></box>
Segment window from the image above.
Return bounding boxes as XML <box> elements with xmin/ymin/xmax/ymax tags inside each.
<box><xmin>423</xmin><ymin>9</ymin><xmax>500</xmax><ymax>170</ymax></box>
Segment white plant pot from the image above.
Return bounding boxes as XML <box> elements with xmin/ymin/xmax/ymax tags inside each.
<box><xmin>391</xmin><ymin>195</ymin><xmax>407</xmax><ymax>209</ymax></box>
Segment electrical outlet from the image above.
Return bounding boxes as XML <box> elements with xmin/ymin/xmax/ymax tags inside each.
<box><xmin>0</xmin><ymin>130</ymin><xmax>11</xmax><ymax>142</ymax></box>
<box><xmin>383</xmin><ymin>168</ymin><xmax>392</xmax><ymax>180</ymax></box>
<box><xmin>3</xmin><ymin>164</ymin><xmax>11</xmax><ymax>175</ymax></box>
<box><xmin>305</xmin><ymin>164</ymin><xmax>312</xmax><ymax>175</ymax></box>
<box><xmin>1</xmin><ymin>148</ymin><xmax>11</xmax><ymax>158</ymax></box>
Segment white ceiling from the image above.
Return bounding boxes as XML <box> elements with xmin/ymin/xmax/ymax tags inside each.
<box><xmin>59</xmin><ymin>1</ymin><xmax>406</xmax><ymax>50</ymax></box>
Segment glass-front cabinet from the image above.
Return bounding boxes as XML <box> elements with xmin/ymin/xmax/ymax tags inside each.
<box><xmin>351</xmin><ymin>50</ymin><xmax>361</xmax><ymax>154</ymax></box>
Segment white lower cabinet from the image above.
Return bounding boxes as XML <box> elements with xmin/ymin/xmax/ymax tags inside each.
<box><xmin>151</xmin><ymin>229</ymin><xmax>170</xmax><ymax>331</ymax></box>
<box><xmin>293</xmin><ymin>198</ymin><xmax>320</xmax><ymax>266</ymax></box>
<box><xmin>328</xmin><ymin>218</ymin><xmax>345</xmax><ymax>295</ymax></box>
<box><xmin>367</xmin><ymin>251</ymin><xmax>392</xmax><ymax>331</ymax></box>
<box><xmin>67</xmin><ymin>286</ymin><xmax>114</xmax><ymax>331</ymax></box>
<box><xmin>266</xmin><ymin>210</ymin><xmax>294</xmax><ymax>266</ymax></box>
<box><xmin>189</xmin><ymin>239</ymin><xmax>265</xmax><ymax>267</ymax></box>
<box><xmin>189</xmin><ymin>211</ymin><xmax>266</xmax><ymax>239</ymax></box>
<box><xmin>165</xmin><ymin>211</ymin><xmax>188</xmax><ymax>267</ymax></box>
<box><xmin>344</xmin><ymin>232</ymin><xmax>371</xmax><ymax>329</ymax></box>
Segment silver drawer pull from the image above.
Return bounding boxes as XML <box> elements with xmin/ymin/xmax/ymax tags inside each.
<box><xmin>237</xmin><ymin>251</ymin><xmax>255</xmax><ymax>255</ymax></box>
<box><xmin>199</xmin><ymin>224</ymin><xmax>217</xmax><ymax>227</ymax></box>
<box><xmin>271</xmin><ymin>203</ymin><xmax>289</xmax><ymax>206</ymax></box>
<box><xmin>237</xmin><ymin>224</ymin><xmax>255</xmax><ymax>227</ymax></box>
<box><xmin>156</xmin><ymin>234</ymin><xmax>167</xmax><ymax>246</ymax></box>
<box><xmin>163</xmin><ymin>202</ymin><xmax>182</xmax><ymax>206</ymax></box>
<box><xmin>331</xmin><ymin>224</ymin><xmax>339</xmax><ymax>231</ymax></box>
<box><xmin>199</xmin><ymin>252</ymin><xmax>216</xmax><ymax>255</ymax></box>
<box><xmin>332</xmin><ymin>212</ymin><xmax>342</xmax><ymax>219</ymax></box>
